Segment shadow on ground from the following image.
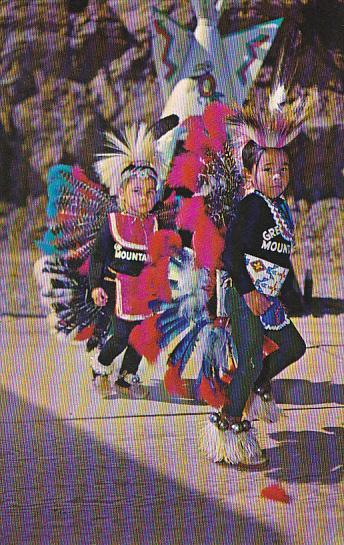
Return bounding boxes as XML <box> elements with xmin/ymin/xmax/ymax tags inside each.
<box><xmin>266</xmin><ymin>427</ymin><xmax>344</xmax><ymax>485</ymax></box>
<box><xmin>287</xmin><ymin>297</ymin><xmax>344</xmax><ymax>317</ymax></box>
<box><xmin>273</xmin><ymin>379</ymin><xmax>344</xmax><ymax>406</ymax></box>
<box><xmin>0</xmin><ymin>386</ymin><xmax>286</xmax><ymax>545</ymax></box>
<box><xmin>105</xmin><ymin>378</ymin><xmax>205</xmax><ymax>406</ymax></box>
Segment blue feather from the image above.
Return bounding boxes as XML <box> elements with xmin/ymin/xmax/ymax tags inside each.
<box><xmin>169</xmin><ymin>327</ymin><xmax>201</xmax><ymax>374</ymax></box>
<box><xmin>159</xmin><ymin>318</ymin><xmax>189</xmax><ymax>348</ymax></box>
<box><xmin>159</xmin><ymin>316</ymin><xmax>189</xmax><ymax>337</ymax></box>
<box><xmin>170</xmin><ymin>320</ymin><xmax>208</xmax><ymax>370</ymax></box>
<box><xmin>35</xmin><ymin>241</ymin><xmax>60</xmax><ymax>255</ymax></box>
<box><xmin>46</xmin><ymin>200</ymin><xmax>58</xmax><ymax>218</ymax></box>
<box><xmin>47</xmin><ymin>164</ymin><xmax>72</xmax><ymax>183</ymax></box>
<box><xmin>157</xmin><ymin>306</ymin><xmax>183</xmax><ymax>328</ymax></box>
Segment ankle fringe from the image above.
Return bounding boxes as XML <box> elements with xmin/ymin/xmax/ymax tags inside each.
<box><xmin>198</xmin><ymin>419</ymin><xmax>260</xmax><ymax>465</ymax></box>
<box><xmin>245</xmin><ymin>393</ymin><xmax>283</xmax><ymax>423</ymax></box>
<box><xmin>90</xmin><ymin>352</ymin><xmax>114</xmax><ymax>376</ymax></box>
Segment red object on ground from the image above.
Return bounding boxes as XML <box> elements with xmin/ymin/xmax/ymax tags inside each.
<box><xmin>261</xmin><ymin>485</ymin><xmax>291</xmax><ymax>503</ymax></box>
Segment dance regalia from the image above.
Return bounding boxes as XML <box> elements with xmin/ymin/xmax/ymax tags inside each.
<box><xmin>127</xmin><ymin>102</ymin><xmax>247</xmax><ymax>408</ymax></box>
<box><xmin>128</xmin><ymin>96</ymin><xmax>310</xmax><ymax>414</ymax></box>
<box><xmin>35</xmin><ymin>118</ymin><xmax>179</xmax><ymax>349</ymax></box>
<box><xmin>223</xmin><ymin>190</ymin><xmax>296</xmax><ymax>330</ymax></box>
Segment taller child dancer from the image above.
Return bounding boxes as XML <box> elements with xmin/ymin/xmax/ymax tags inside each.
<box><xmin>200</xmin><ymin>97</ymin><xmax>307</xmax><ymax>470</ymax></box>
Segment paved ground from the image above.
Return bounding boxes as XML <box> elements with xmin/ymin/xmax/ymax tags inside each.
<box><xmin>0</xmin><ymin>312</ymin><xmax>343</xmax><ymax>545</ymax></box>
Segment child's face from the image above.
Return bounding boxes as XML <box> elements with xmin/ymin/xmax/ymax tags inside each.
<box><xmin>250</xmin><ymin>148</ymin><xmax>290</xmax><ymax>199</ymax></box>
<box><xmin>120</xmin><ymin>176</ymin><xmax>157</xmax><ymax>217</ymax></box>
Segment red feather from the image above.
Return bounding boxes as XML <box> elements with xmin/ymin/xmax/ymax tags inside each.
<box><xmin>128</xmin><ymin>315</ymin><xmax>161</xmax><ymax>363</ymax></box>
<box><xmin>263</xmin><ymin>336</ymin><xmax>280</xmax><ymax>359</ymax></box>
<box><xmin>184</xmin><ymin>116</ymin><xmax>210</xmax><ymax>154</ymax></box>
<box><xmin>164</xmin><ymin>361</ymin><xmax>188</xmax><ymax>397</ymax></box>
<box><xmin>139</xmin><ymin>257</ymin><xmax>172</xmax><ymax>304</ymax></box>
<box><xmin>203</xmin><ymin>102</ymin><xmax>232</xmax><ymax>152</ymax></box>
<box><xmin>193</xmin><ymin>216</ymin><xmax>225</xmax><ymax>270</ymax></box>
<box><xmin>74</xmin><ymin>324</ymin><xmax>95</xmax><ymax>341</ymax></box>
<box><xmin>261</xmin><ymin>485</ymin><xmax>290</xmax><ymax>504</ymax></box>
<box><xmin>198</xmin><ymin>376</ymin><xmax>229</xmax><ymax>409</ymax></box>
<box><xmin>147</xmin><ymin>230</ymin><xmax>182</xmax><ymax>263</ymax></box>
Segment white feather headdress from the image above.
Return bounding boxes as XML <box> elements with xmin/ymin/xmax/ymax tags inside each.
<box><xmin>95</xmin><ymin>123</ymin><xmax>163</xmax><ymax>196</ymax></box>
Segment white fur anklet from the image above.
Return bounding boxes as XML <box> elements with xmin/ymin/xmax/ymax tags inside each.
<box><xmin>198</xmin><ymin>416</ymin><xmax>264</xmax><ymax>466</ymax></box>
<box><xmin>90</xmin><ymin>352</ymin><xmax>114</xmax><ymax>376</ymax></box>
<box><xmin>245</xmin><ymin>392</ymin><xmax>283</xmax><ymax>423</ymax></box>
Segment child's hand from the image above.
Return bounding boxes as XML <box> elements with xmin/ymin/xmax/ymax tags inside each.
<box><xmin>91</xmin><ymin>287</ymin><xmax>108</xmax><ymax>307</ymax></box>
<box><xmin>243</xmin><ymin>290</ymin><xmax>272</xmax><ymax>316</ymax></box>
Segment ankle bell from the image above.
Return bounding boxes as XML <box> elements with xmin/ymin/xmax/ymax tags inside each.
<box><xmin>255</xmin><ymin>382</ymin><xmax>272</xmax><ymax>401</ymax></box>
<box><xmin>209</xmin><ymin>413</ymin><xmax>251</xmax><ymax>433</ymax></box>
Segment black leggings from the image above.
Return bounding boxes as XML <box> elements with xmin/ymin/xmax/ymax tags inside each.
<box><xmin>223</xmin><ymin>287</ymin><xmax>306</xmax><ymax>417</ymax></box>
<box><xmin>98</xmin><ymin>316</ymin><xmax>142</xmax><ymax>376</ymax></box>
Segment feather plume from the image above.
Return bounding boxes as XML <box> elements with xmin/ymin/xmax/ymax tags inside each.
<box><xmin>95</xmin><ymin>123</ymin><xmax>163</xmax><ymax>196</ymax></box>
<box><xmin>167</xmin><ymin>152</ymin><xmax>203</xmax><ymax>193</ymax></box>
<box><xmin>175</xmin><ymin>196</ymin><xmax>205</xmax><ymax>232</ymax></box>
<box><xmin>226</xmin><ymin>88</ymin><xmax>314</xmax><ymax>171</ymax></box>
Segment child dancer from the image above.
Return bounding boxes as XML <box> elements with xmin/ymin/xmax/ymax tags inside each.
<box><xmin>89</xmin><ymin>125</ymin><xmax>161</xmax><ymax>396</ymax></box>
<box><xmin>200</xmin><ymin>98</ymin><xmax>307</xmax><ymax>470</ymax></box>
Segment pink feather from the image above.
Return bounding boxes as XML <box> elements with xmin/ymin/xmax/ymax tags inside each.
<box><xmin>203</xmin><ymin>102</ymin><xmax>232</xmax><ymax>151</ymax></box>
<box><xmin>78</xmin><ymin>257</ymin><xmax>90</xmax><ymax>276</ymax></box>
<box><xmin>167</xmin><ymin>153</ymin><xmax>203</xmax><ymax>193</ymax></box>
<box><xmin>175</xmin><ymin>196</ymin><xmax>205</xmax><ymax>232</ymax></box>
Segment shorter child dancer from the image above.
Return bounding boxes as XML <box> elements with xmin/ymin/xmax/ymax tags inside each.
<box><xmin>89</xmin><ymin>125</ymin><xmax>160</xmax><ymax>396</ymax></box>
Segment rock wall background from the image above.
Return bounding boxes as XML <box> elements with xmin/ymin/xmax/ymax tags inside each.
<box><xmin>0</xmin><ymin>0</ymin><xmax>343</xmax><ymax>315</ymax></box>
<box><xmin>0</xmin><ymin>0</ymin><xmax>343</xmax><ymax>205</ymax></box>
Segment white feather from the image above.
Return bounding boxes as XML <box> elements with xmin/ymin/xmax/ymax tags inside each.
<box><xmin>269</xmin><ymin>84</ymin><xmax>286</xmax><ymax>113</ymax></box>
<box><xmin>95</xmin><ymin>123</ymin><xmax>162</xmax><ymax>196</ymax></box>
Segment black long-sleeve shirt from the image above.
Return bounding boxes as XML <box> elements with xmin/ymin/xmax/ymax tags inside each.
<box><xmin>222</xmin><ymin>192</ymin><xmax>295</xmax><ymax>296</ymax></box>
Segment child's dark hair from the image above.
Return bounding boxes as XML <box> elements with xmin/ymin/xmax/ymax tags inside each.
<box><xmin>242</xmin><ymin>140</ymin><xmax>266</xmax><ymax>172</ymax></box>
<box><xmin>242</xmin><ymin>140</ymin><xmax>290</xmax><ymax>173</ymax></box>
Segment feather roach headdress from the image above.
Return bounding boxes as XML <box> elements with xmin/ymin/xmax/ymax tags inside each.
<box><xmin>95</xmin><ymin>116</ymin><xmax>179</xmax><ymax>197</ymax></box>
<box><xmin>226</xmin><ymin>86</ymin><xmax>313</xmax><ymax>171</ymax></box>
